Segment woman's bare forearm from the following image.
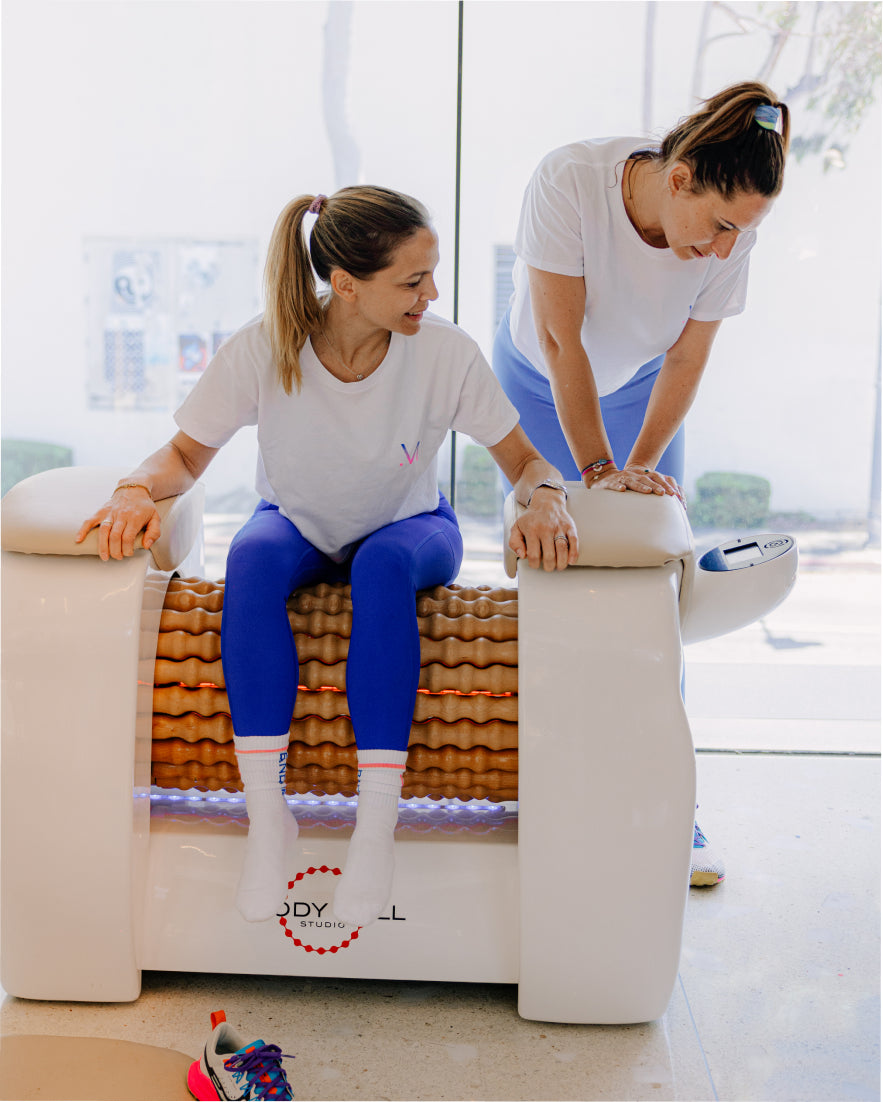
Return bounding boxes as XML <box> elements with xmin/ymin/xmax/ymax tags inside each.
<box><xmin>118</xmin><ymin>431</ymin><xmax>218</xmax><ymax>500</ymax></box>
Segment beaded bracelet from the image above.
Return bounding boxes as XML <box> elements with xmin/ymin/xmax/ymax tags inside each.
<box><xmin>580</xmin><ymin>458</ymin><xmax>613</xmax><ymax>477</ymax></box>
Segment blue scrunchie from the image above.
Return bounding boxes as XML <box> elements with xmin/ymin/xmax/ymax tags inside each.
<box><xmin>754</xmin><ymin>104</ymin><xmax>782</xmax><ymax>133</ymax></box>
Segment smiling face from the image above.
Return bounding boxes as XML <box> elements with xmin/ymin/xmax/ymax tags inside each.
<box><xmin>347</xmin><ymin>226</ymin><xmax>440</xmax><ymax>334</ymax></box>
<box><xmin>661</xmin><ymin>164</ymin><xmax>773</xmax><ymax>261</ymax></box>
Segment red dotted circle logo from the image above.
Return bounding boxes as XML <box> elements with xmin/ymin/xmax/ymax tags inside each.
<box><xmin>278</xmin><ymin>865</ymin><xmax>361</xmax><ymax>954</ymax></box>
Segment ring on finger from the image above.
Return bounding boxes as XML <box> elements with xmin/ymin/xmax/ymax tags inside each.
<box><xmin>100</xmin><ymin>519</ymin><xmax>112</xmax><ymax>526</ymax></box>
<box><xmin>553</xmin><ymin>535</ymin><xmax>568</xmax><ymax>544</ymax></box>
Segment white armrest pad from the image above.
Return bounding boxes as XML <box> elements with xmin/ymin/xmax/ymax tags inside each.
<box><xmin>503</xmin><ymin>483</ymin><xmax>693</xmax><ymax>577</ymax></box>
<box><xmin>1</xmin><ymin>466</ymin><xmax>204</xmax><ymax>574</ymax></box>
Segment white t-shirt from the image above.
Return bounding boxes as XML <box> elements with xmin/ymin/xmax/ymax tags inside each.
<box><xmin>174</xmin><ymin>312</ymin><xmax>518</xmax><ymax>560</ymax></box>
<box><xmin>511</xmin><ymin>136</ymin><xmax>755</xmax><ymax>396</ymax></box>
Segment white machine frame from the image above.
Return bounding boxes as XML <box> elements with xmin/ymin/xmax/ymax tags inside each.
<box><xmin>1</xmin><ymin>467</ymin><xmax>797</xmax><ymax>1023</ymax></box>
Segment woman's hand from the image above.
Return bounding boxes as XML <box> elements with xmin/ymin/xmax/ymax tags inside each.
<box><xmin>486</xmin><ymin>426</ymin><xmax>580</xmax><ymax>572</ymax></box>
<box><xmin>589</xmin><ymin>464</ymin><xmax>685</xmax><ymax>505</ymax></box>
<box><xmin>75</xmin><ymin>432</ymin><xmax>218</xmax><ymax>561</ymax></box>
<box><xmin>76</xmin><ymin>485</ymin><xmax>162</xmax><ymax>561</ymax></box>
<box><xmin>509</xmin><ymin>487</ymin><xmax>579</xmax><ymax>572</ymax></box>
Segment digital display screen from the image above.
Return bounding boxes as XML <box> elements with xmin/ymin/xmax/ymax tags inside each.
<box><xmin>723</xmin><ymin>542</ymin><xmax>760</xmax><ymax>565</ymax></box>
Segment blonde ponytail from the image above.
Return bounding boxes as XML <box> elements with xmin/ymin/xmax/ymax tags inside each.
<box><xmin>262</xmin><ymin>186</ymin><xmax>430</xmax><ymax>394</ymax></box>
<box><xmin>262</xmin><ymin>196</ymin><xmax>326</xmax><ymax>395</ymax></box>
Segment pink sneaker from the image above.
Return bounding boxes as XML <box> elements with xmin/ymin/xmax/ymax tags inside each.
<box><xmin>188</xmin><ymin>1010</ymin><xmax>295</xmax><ymax>1100</ymax></box>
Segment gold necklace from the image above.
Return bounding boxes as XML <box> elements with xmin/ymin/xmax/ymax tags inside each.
<box><xmin>625</xmin><ymin>158</ymin><xmax>650</xmax><ymax>244</ymax></box>
<box><xmin>626</xmin><ymin>158</ymin><xmax>669</xmax><ymax>248</ymax></box>
<box><xmin>321</xmin><ymin>329</ymin><xmax>365</xmax><ymax>381</ymax></box>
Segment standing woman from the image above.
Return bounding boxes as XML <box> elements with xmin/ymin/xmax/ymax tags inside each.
<box><xmin>78</xmin><ymin>186</ymin><xmax>577</xmax><ymax>929</ymax></box>
<box><xmin>493</xmin><ymin>81</ymin><xmax>789</xmax><ymax>885</ymax></box>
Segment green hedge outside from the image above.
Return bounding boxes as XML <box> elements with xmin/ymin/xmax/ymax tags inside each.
<box><xmin>455</xmin><ymin>445</ymin><xmax>500</xmax><ymax>517</ymax></box>
<box><xmin>2</xmin><ymin>440</ymin><xmax>74</xmax><ymax>496</ymax></box>
<box><xmin>688</xmin><ymin>471</ymin><xmax>771</xmax><ymax>529</ymax></box>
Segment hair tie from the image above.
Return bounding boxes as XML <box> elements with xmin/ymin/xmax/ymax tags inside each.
<box><xmin>308</xmin><ymin>194</ymin><xmax>327</xmax><ymax>215</ymax></box>
<box><xmin>754</xmin><ymin>104</ymin><xmax>783</xmax><ymax>135</ymax></box>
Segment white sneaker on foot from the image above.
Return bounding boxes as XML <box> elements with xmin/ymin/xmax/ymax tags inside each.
<box><xmin>690</xmin><ymin>821</ymin><xmax>725</xmax><ymax>887</ymax></box>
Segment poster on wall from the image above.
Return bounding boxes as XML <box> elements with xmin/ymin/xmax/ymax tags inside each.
<box><xmin>85</xmin><ymin>238</ymin><xmax>259</xmax><ymax>411</ymax></box>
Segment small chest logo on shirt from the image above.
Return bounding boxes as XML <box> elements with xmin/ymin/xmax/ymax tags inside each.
<box><xmin>400</xmin><ymin>441</ymin><xmax>420</xmax><ymax>467</ymax></box>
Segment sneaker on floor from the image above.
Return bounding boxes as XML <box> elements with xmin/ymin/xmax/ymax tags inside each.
<box><xmin>690</xmin><ymin>822</ymin><xmax>725</xmax><ymax>887</ymax></box>
<box><xmin>188</xmin><ymin>1010</ymin><xmax>294</xmax><ymax>1100</ymax></box>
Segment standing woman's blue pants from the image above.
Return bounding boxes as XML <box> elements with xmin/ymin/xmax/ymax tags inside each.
<box><xmin>221</xmin><ymin>498</ymin><xmax>463</xmax><ymax>750</ymax></box>
<box><xmin>492</xmin><ymin>309</ymin><xmax>684</xmax><ymax>485</ymax></box>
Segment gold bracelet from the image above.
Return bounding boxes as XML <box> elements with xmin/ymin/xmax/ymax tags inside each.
<box><xmin>113</xmin><ymin>482</ymin><xmax>152</xmax><ymax>496</ymax></box>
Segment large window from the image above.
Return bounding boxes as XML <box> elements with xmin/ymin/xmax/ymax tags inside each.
<box><xmin>4</xmin><ymin>1</ymin><xmax>878</xmax><ymax>560</ymax></box>
<box><xmin>3</xmin><ymin>3</ymin><xmax>880</xmax><ymax>654</ymax></box>
<box><xmin>2</xmin><ymin>0</ymin><xmax>459</xmax><ymax>555</ymax></box>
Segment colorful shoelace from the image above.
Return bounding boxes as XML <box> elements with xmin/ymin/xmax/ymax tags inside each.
<box><xmin>225</xmin><ymin>1042</ymin><xmax>295</xmax><ymax>1101</ymax></box>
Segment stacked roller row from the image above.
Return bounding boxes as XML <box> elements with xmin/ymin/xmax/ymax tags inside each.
<box><xmin>151</xmin><ymin>578</ymin><xmax>520</xmax><ymax>802</ymax></box>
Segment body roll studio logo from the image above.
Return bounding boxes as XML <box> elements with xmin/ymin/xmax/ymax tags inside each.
<box><xmin>277</xmin><ymin>865</ymin><xmax>406</xmax><ymax>954</ymax></box>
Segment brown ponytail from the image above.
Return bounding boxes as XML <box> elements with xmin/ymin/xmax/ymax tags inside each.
<box><xmin>656</xmin><ymin>80</ymin><xmax>790</xmax><ymax>199</ymax></box>
<box><xmin>263</xmin><ymin>196</ymin><xmax>325</xmax><ymax>395</ymax></box>
<box><xmin>262</xmin><ymin>186</ymin><xmax>430</xmax><ymax>394</ymax></box>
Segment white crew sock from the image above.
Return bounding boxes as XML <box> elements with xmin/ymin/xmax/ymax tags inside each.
<box><xmin>333</xmin><ymin>749</ymin><xmax>407</xmax><ymax>928</ymax></box>
<box><xmin>234</xmin><ymin>733</ymin><xmax>299</xmax><ymax>922</ymax></box>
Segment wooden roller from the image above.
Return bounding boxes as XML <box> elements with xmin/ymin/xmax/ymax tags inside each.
<box><xmin>153</xmin><ymin>683</ymin><xmax>518</xmax><ymax>725</ymax></box>
<box><xmin>159</xmin><ymin>609</ymin><xmax>223</xmax><ymax>636</ymax></box>
<box><xmin>159</xmin><ymin>579</ymin><xmax>518</xmax><ymax>643</ymax></box>
<box><xmin>153</xmin><ymin>737</ymin><xmax>517</xmax><ymax>776</ymax></box>
<box><xmin>155</xmin><ymin>629</ymin><xmax>517</xmax><ymax>669</ymax></box>
<box><xmin>156</xmin><ymin>630</ymin><xmax>222</xmax><ymax>662</ymax></box>
<box><xmin>161</xmin><ymin>578</ymin><xmax>225</xmax><ymax>612</ymax></box>
<box><xmin>285</xmin><ymin>581</ymin><xmax>517</xmax><ymax>619</ymax></box>
<box><xmin>153</xmin><ymin>713</ymin><xmax>518</xmax><ymax>752</ymax></box>
<box><xmin>154</xmin><ymin>656</ymin><xmax>518</xmax><ymax>696</ymax></box>
<box><xmin>416</xmin><ymin>588</ymin><xmax>518</xmax><ymax>619</ymax></box>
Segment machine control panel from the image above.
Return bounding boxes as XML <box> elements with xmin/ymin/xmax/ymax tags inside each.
<box><xmin>698</xmin><ymin>535</ymin><xmax>794</xmax><ymax>572</ymax></box>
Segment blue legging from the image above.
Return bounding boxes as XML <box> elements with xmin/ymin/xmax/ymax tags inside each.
<box><xmin>492</xmin><ymin>309</ymin><xmax>684</xmax><ymax>486</ymax></box>
<box><xmin>221</xmin><ymin>497</ymin><xmax>463</xmax><ymax>750</ymax></box>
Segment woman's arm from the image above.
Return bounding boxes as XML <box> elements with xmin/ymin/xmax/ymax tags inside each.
<box><xmin>529</xmin><ymin>267</ymin><xmax>717</xmax><ymax>501</ymax></box>
<box><xmin>527</xmin><ymin>266</ymin><xmax>615</xmax><ymax>482</ymax></box>
<box><xmin>487</xmin><ymin>425</ymin><xmax>579</xmax><ymax>572</ymax></box>
<box><xmin>624</xmin><ymin>317</ymin><xmax>722</xmax><ymax>475</ymax></box>
<box><xmin>75</xmin><ymin>430</ymin><xmax>219</xmax><ymax>561</ymax></box>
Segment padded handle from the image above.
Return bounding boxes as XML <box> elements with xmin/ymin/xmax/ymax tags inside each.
<box><xmin>502</xmin><ymin>482</ymin><xmax>693</xmax><ymax>577</ymax></box>
<box><xmin>1</xmin><ymin>466</ymin><xmax>204</xmax><ymax>574</ymax></box>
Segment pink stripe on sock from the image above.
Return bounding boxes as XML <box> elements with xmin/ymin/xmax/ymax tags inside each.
<box><xmin>236</xmin><ymin>746</ymin><xmax>288</xmax><ymax>755</ymax></box>
<box><xmin>358</xmin><ymin>763</ymin><xmax>405</xmax><ymax>771</ymax></box>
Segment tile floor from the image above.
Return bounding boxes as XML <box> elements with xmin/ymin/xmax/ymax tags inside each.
<box><xmin>1</xmin><ymin>527</ymin><xmax>879</xmax><ymax>1101</ymax></box>
<box><xmin>0</xmin><ymin>754</ymin><xmax>877</xmax><ymax>1101</ymax></box>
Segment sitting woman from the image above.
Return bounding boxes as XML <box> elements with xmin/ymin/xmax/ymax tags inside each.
<box><xmin>77</xmin><ymin>185</ymin><xmax>578</xmax><ymax>929</ymax></box>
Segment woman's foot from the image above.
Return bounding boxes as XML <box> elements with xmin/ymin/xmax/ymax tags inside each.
<box><xmin>333</xmin><ymin>751</ymin><xmax>406</xmax><ymax>926</ymax></box>
<box><xmin>333</xmin><ymin>792</ymin><xmax>398</xmax><ymax>926</ymax></box>
<box><xmin>234</xmin><ymin>734</ymin><xmax>298</xmax><ymax>921</ymax></box>
<box><xmin>237</xmin><ymin>796</ymin><xmax>300</xmax><ymax>921</ymax></box>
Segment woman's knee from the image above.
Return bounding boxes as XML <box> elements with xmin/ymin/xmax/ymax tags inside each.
<box><xmin>351</xmin><ymin>518</ymin><xmax>459</xmax><ymax>595</ymax></box>
<box><xmin>350</xmin><ymin>535</ymin><xmax>416</xmax><ymax>591</ymax></box>
<box><xmin>226</xmin><ymin>531</ymin><xmax>288</xmax><ymax>586</ymax></box>
<box><xmin>226</xmin><ymin>510</ymin><xmax>319</xmax><ymax>593</ymax></box>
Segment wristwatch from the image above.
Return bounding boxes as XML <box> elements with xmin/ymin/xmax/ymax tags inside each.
<box><xmin>526</xmin><ymin>479</ymin><xmax>568</xmax><ymax>507</ymax></box>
